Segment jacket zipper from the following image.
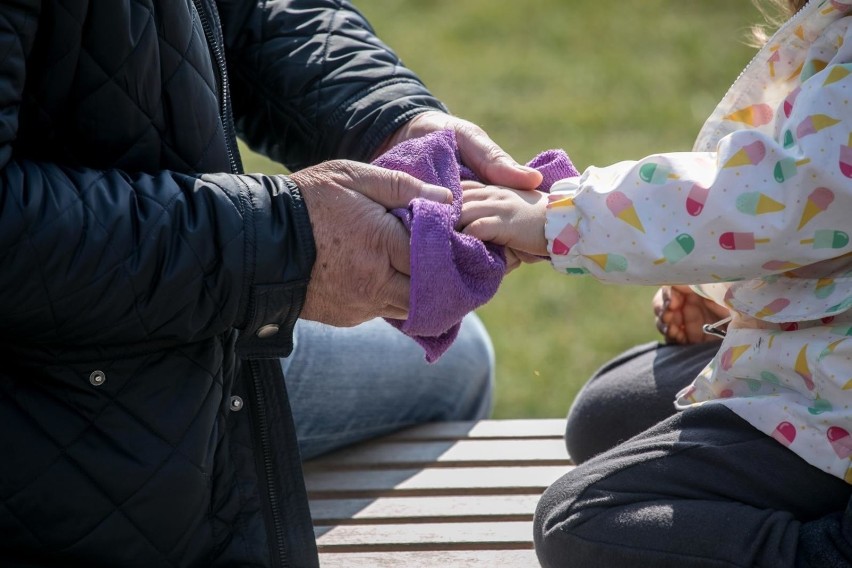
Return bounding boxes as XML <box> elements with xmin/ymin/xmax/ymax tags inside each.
<box><xmin>192</xmin><ymin>0</ymin><xmax>243</xmax><ymax>175</ymax></box>
<box><xmin>249</xmin><ymin>359</ymin><xmax>289</xmax><ymax>568</ymax></box>
<box><xmin>694</xmin><ymin>0</ymin><xmax>816</xmax><ymax>151</ymax></box>
<box><xmin>191</xmin><ymin>2</ymin><xmax>288</xmax><ymax>566</ymax></box>
<box><xmin>720</xmin><ymin>0</ymin><xmax>813</xmax><ymax>104</ymax></box>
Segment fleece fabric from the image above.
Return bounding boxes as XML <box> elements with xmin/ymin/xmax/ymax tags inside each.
<box><xmin>374</xmin><ymin>129</ymin><xmax>577</xmax><ymax>361</ymax></box>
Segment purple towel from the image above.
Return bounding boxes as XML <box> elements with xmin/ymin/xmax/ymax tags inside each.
<box><xmin>374</xmin><ymin>130</ymin><xmax>578</xmax><ymax>362</ymax></box>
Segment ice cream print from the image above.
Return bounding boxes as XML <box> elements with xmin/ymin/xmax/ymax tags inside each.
<box><xmin>763</xmin><ymin>260</ymin><xmax>802</xmax><ymax>271</ymax></box>
<box><xmin>823</xmin><ymin>64</ymin><xmax>852</xmax><ymax>86</ymax></box>
<box><xmin>735</xmin><ymin>192</ymin><xmax>785</xmax><ymax>216</ymax></box>
<box><xmin>768</xmin><ymin>45</ymin><xmax>781</xmax><ymax>78</ymax></box>
<box><xmin>819</xmin><ymin>337</ymin><xmax>846</xmax><ymax>360</ymax></box>
<box><xmin>756</xmin><ymin>298</ymin><xmax>791</xmax><ymax>319</ymax></box>
<box><xmin>821</xmin><ymin>1</ymin><xmax>852</xmax><ymax>16</ymax></box>
<box><xmin>816</xmin><ymin>278</ymin><xmax>837</xmax><ymax>299</ymax></box>
<box><xmin>605</xmin><ymin>191</ymin><xmax>644</xmax><ymax>232</ymax></box>
<box><xmin>535</xmin><ymin>0</ymin><xmax>852</xmax><ymax>492</ymax></box>
<box><xmin>796</xmin><ymin>114</ymin><xmax>840</xmax><ymax>138</ymax></box>
<box><xmin>721</xmin><ymin>345</ymin><xmax>750</xmax><ymax>371</ymax></box>
<box><xmin>583</xmin><ymin>254</ymin><xmax>628</xmax><ymax>273</ymax></box>
<box><xmin>723</xmin><ymin>103</ymin><xmax>773</xmax><ymax>126</ymax></box>
<box><xmin>795</xmin><ymin>345</ymin><xmax>816</xmax><ymax>391</ymax></box>
<box><xmin>798</xmin><ymin>187</ymin><xmax>834</xmax><ymax>229</ymax></box>
<box><xmin>724</xmin><ymin>140</ymin><xmax>766</xmax><ymax>168</ymax></box>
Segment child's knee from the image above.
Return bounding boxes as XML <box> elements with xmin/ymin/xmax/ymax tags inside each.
<box><xmin>533</xmin><ymin>469</ymin><xmax>599</xmax><ymax>568</ymax></box>
<box><xmin>534</xmin><ymin>461</ymin><xmax>655</xmax><ymax>568</ymax></box>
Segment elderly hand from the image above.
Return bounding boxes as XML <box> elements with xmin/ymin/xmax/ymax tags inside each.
<box><xmin>378</xmin><ymin>111</ymin><xmax>543</xmax><ymax>190</ymax></box>
<box><xmin>381</xmin><ymin>111</ymin><xmax>546</xmax><ymax>270</ymax></box>
<box><xmin>291</xmin><ymin>160</ymin><xmax>451</xmax><ymax>327</ymax></box>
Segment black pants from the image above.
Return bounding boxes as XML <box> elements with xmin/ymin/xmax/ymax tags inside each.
<box><xmin>534</xmin><ymin>342</ymin><xmax>852</xmax><ymax>567</ymax></box>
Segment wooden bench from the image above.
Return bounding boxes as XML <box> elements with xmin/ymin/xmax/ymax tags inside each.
<box><xmin>303</xmin><ymin>419</ymin><xmax>573</xmax><ymax>567</ymax></box>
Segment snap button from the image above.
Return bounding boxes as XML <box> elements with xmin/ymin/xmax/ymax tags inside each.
<box><xmin>229</xmin><ymin>396</ymin><xmax>244</xmax><ymax>412</ymax></box>
<box><xmin>256</xmin><ymin>324</ymin><xmax>280</xmax><ymax>339</ymax></box>
<box><xmin>89</xmin><ymin>370</ymin><xmax>106</xmax><ymax>386</ymax></box>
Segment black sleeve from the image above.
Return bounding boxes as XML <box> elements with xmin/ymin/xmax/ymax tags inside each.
<box><xmin>0</xmin><ymin>1</ymin><xmax>314</xmax><ymax>356</ymax></box>
<box><xmin>216</xmin><ymin>0</ymin><xmax>448</xmax><ymax>170</ymax></box>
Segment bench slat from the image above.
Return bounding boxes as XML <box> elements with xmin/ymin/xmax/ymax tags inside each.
<box><xmin>305</xmin><ymin>439</ymin><xmax>569</xmax><ymax>470</ymax></box>
<box><xmin>317</xmin><ymin>549</ymin><xmax>539</xmax><ymax>567</ymax></box>
<box><xmin>305</xmin><ymin>420</ymin><xmax>569</xmax><ymax>564</ymax></box>
<box><xmin>316</xmin><ymin>521</ymin><xmax>533</xmax><ymax>552</ymax></box>
<box><xmin>310</xmin><ymin>494</ymin><xmax>540</xmax><ymax>524</ymax></box>
<box><xmin>383</xmin><ymin>419</ymin><xmax>566</xmax><ymax>441</ymax></box>
<box><xmin>306</xmin><ymin>465</ymin><xmax>571</xmax><ymax>498</ymax></box>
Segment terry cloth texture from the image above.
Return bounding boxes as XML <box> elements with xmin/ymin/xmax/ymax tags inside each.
<box><xmin>374</xmin><ymin>129</ymin><xmax>577</xmax><ymax>362</ymax></box>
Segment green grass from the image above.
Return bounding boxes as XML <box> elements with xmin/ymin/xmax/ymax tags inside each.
<box><xmin>241</xmin><ymin>0</ymin><xmax>763</xmax><ymax>418</ymax></box>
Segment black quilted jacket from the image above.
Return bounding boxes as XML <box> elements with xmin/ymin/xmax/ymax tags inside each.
<box><xmin>0</xmin><ymin>1</ymin><xmax>445</xmax><ymax>566</ymax></box>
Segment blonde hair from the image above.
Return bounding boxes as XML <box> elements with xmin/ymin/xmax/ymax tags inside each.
<box><xmin>751</xmin><ymin>0</ymin><xmax>809</xmax><ymax>44</ymax></box>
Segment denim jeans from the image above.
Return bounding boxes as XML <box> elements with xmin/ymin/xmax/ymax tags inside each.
<box><xmin>281</xmin><ymin>313</ymin><xmax>494</xmax><ymax>460</ymax></box>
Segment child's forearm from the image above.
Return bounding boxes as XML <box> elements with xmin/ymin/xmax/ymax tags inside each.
<box><xmin>547</xmin><ymin>136</ymin><xmax>851</xmax><ymax>284</ymax></box>
<box><xmin>547</xmin><ymin>58</ymin><xmax>852</xmax><ymax>285</ymax></box>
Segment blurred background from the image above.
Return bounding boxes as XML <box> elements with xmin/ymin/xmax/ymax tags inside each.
<box><xmin>241</xmin><ymin>0</ymin><xmax>763</xmax><ymax>418</ymax></box>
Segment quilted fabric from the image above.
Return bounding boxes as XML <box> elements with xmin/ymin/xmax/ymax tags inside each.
<box><xmin>0</xmin><ymin>0</ymin><xmax>446</xmax><ymax>566</ymax></box>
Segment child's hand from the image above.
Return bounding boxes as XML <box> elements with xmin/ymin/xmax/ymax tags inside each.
<box><xmin>459</xmin><ymin>186</ymin><xmax>548</xmax><ymax>257</ymax></box>
<box><xmin>653</xmin><ymin>285</ymin><xmax>730</xmax><ymax>345</ymax></box>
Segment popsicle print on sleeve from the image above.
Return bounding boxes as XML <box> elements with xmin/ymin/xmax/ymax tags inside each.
<box><xmin>719</xmin><ymin>232</ymin><xmax>770</xmax><ymax>250</ymax></box>
<box><xmin>654</xmin><ymin>234</ymin><xmax>695</xmax><ymax>264</ymax></box>
<box><xmin>686</xmin><ymin>184</ymin><xmax>710</xmax><ymax>216</ymax></box>
<box><xmin>547</xmin><ymin>193</ymin><xmax>580</xmax><ymax>256</ymax></box>
<box><xmin>840</xmin><ymin>133</ymin><xmax>852</xmax><ymax>177</ymax></box>
<box><xmin>828</xmin><ymin>426</ymin><xmax>852</xmax><ymax>459</ymax></box>
<box><xmin>639</xmin><ymin>162</ymin><xmax>679</xmax><ymax>184</ymax></box>
<box><xmin>772</xmin><ymin>421</ymin><xmax>797</xmax><ymax>446</ymax></box>
<box><xmin>774</xmin><ymin>157</ymin><xmax>811</xmax><ymax>182</ymax></box>
<box><xmin>552</xmin><ymin>222</ymin><xmax>579</xmax><ymax>256</ymax></box>
<box><xmin>800</xmin><ymin>230</ymin><xmax>849</xmax><ymax>249</ymax></box>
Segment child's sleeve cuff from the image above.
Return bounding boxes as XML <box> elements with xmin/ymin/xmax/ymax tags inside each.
<box><xmin>545</xmin><ymin>177</ymin><xmax>588</xmax><ymax>274</ymax></box>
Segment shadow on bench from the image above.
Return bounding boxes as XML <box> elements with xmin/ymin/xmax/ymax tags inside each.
<box><xmin>304</xmin><ymin>419</ymin><xmax>573</xmax><ymax>567</ymax></box>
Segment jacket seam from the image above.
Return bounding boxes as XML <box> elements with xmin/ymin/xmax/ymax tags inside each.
<box><xmin>231</xmin><ymin>174</ymin><xmax>258</xmax><ymax>330</ymax></box>
<box><xmin>281</xmin><ymin>175</ymin><xmax>316</xmax><ymax>281</ymax></box>
<box><xmin>325</xmin><ymin>77</ymin><xmax>429</xmax><ymax>127</ymax></box>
